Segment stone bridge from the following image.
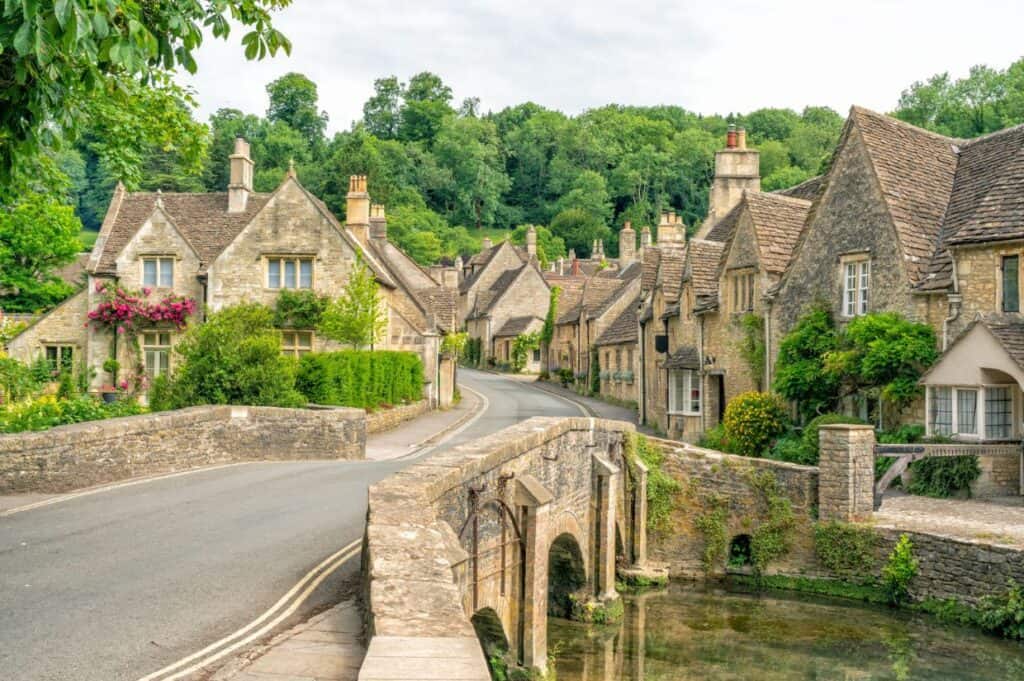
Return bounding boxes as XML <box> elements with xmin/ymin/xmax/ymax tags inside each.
<box><xmin>359</xmin><ymin>417</ymin><xmax>658</xmax><ymax>680</ymax></box>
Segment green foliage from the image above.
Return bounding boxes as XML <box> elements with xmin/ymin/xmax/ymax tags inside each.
<box><xmin>588</xmin><ymin>348</ymin><xmax>600</xmax><ymax>394</ymax></box>
<box><xmin>0</xmin><ymin>317</ymin><xmax>27</xmax><ymax>346</ymax></box>
<box><xmin>266</xmin><ymin>73</ymin><xmax>327</xmax><ymax>149</ymax></box>
<box><xmin>318</xmin><ymin>261</ymin><xmax>387</xmax><ymax>349</ymax></box>
<box><xmin>0</xmin><ymin>192</ymin><xmax>82</xmax><ymax>311</ymax></box>
<box><xmin>569</xmin><ymin>595</ymin><xmax>624</xmax><ymax>625</ymax></box>
<box><xmin>824</xmin><ymin>312</ymin><xmax>937</xmax><ymax>410</ymax></box>
<box><xmin>150</xmin><ymin>304</ymin><xmax>305</xmax><ymax>410</ymax></box>
<box><xmin>510</xmin><ymin>333</ymin><xmax>540</xmax><ymax>373</ymax></box>
<box><xmin>0</xmin><ymin>356</ymin><xmax>42</xmax><ymax>404</ymax></box>
<box><xmin>814</xmin><ymin>521</ymin><xmax>880</xmax><ymax>584</ymax></box>
<box><xmin>441</xmin><ymin>331</ymin><xmax>468</xmax><ymax>359</ymax></box>
<box><xmin>791</xmin><ymin>413</ymin><xmax>869</xmax><ymax>465</ymax></box>
<box><xmin>464</xmin><ymin>337</ymin><xmax>483</xmax><ymax>367</ymax></box>
<box><xmin>975</xmin><ymin>580</ymin><xmax>1024</xmax><ymax>640</ymax></box>
<box><xmin>272</xmin><ymin>290</ymin><xmax>329</xmax><ymax>330</ymax></box>
<box><xmin>736</xmin><ymin>313</ymin><xmax>766</xmax><ymax>390</ymax></box>
<box><xmin>295</xmin><ymin>350</ymin><xmax>423</xmax><ymax>409</ymax></box>
<box><xmin>906</xmin><ymin>455</ymin><xmax>981</xmax><ymax>498</ymax></box>
<box><xmin>623</xmin><ymin>434</ymin><xmax>681</xmax><ymax>535</ymax></box>
<box><xmin>722</xmin><ymin>391</ymin><xmax>790</xmax><ymax>457</ymax></box>
<box><xmin>698</xmin><ymin>423</ymin><xmax>732</xmax><ymax>453</ymax></box>
<box><xmin>550</xmin><ymin>208</ymin><xmax>610</xmax><ymax>258</ymax></box>
<box><xmin>0</xmin><ymin>0</ymin><xmax>290</xmax><ymax>182</ymax></box>
<box><xmin>747</xmin><ymin>470</ymin><xmax>796</xmax><ymax>572</ymax></box>
<box><xmin>773</xmin><ymin>305</ymin><xmax>841</xmax><ymax>421</ymax></box>
<box><xmin>882</xmin><ymin>534</ymin><xmax>918</xmax><ymax>605</ymax></box>
<box><xmin>878</xmin><ymin>424</ymin><xmax>926</xmax><ymax>444</ymax></box>
<box><xmin>1</xmin><ymin>394</ymin><xmax>145</xmax><ymax>433</ymax></box>
<box><xmin>510</xmin><ymin>224</ymin><xmax>565</xmax><ymax>266</ymax></box>
<box><xmin>557</xmin><ymin>367</ymin><xmax>574</xmax><ymax>387</ymax></box>
<box><xmin>693</xmin><ymin>493</ymin><xmax>729</xmax><ymax>573</ymax></box>
<box><xmin>541</xmin><ymin>287</ymin><xmax>560</xmax><ymax>348</ymax></box>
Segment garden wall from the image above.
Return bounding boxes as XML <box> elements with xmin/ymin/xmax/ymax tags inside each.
<box><xmin>0</xmin><ymin>405</ymin><xmax>365</xmax><ymax>494</ymax></box>
<box><xmin>365</xmin><ymin>400</ymin><xmax>431</xmax><ymax>434</ymax></box>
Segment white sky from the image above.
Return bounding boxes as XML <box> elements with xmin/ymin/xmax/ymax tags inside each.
<box><xmin>178</xmin><ymin>0</ymin><xmax>1024</xmax><ymax>134</ymax></box>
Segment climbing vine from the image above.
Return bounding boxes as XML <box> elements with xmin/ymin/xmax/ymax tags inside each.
<box><xmin>510</xmin><ymin>332</ymin><xmax>540</xmax><ymax>373</ymax></box>
<box><xmin>814</xmin><ymin>521</ymin><xmax>880</xmax><ymax>584</ymax></box>
<box><xmin>737</xmin><ymin>313</ymin><xmax>766</xmax><ymax>390</ymax></box>
<box><xmin>693</xmin><ymin>493</ymin><xmax>729</xmax><ymax>573</ymax></box>
<box><xmin>541</xmin><ymin>286</ymin><xmax>560</xmax><ymax>347</ymax></box>
<box><xmin>746</xmin><ymin>469</ymin><xmax>797</xmax><ymax>572</ymax></box>
<box><xmin>622</xmin><ymin>433</ymin><xmax>681</xmax><ymax>535</ymax></box>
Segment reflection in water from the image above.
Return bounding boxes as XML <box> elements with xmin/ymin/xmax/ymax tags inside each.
<box><xmin>548</xmin><ymin>582</ymin><xmax>1024</xmax><ymax>680</ymax></box>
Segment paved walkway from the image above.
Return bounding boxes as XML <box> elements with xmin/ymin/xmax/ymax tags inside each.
<box><xmin>364</xmin><ymin>387</ymin><xmax>483</xmax><ymax>461</ymax></box>
<box><xmin>210</xmin><ymin>600</ymin><xmax>364</xmax><ymax>681</ymax></box>
<box><xmin>876</xmin><ymin>493</ymin><xmax>1024</xmax><ymax>548</ymax></box>
<box><xmin>522</xmin><ymin>376</ymin><xmax>656</xmax><ymax>435</ymax></box>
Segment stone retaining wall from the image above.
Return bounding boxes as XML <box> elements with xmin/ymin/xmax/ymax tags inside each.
<box><xmin>0</xmin><ymin>405</ymin><xmax>365</xmax><ymax>494</ymax></box>
<box><xmin>365</xmin><ymin>400</ymin><xmax>431</xmax><ymax>434</ymax></box>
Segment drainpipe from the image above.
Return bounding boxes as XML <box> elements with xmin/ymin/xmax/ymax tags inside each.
<box><xmin>698</xmin><ymin>315</ymin><xmax>706</xmax><ymax>433</ymax></box>
<box><xmin>763</xmin><ymin>301</ymin><xmax>773</xmax><ymax>389</ymax></box>
<box><xmin>942</xmin><ymin>257</ymin><xmax>961</xmax><ymax>351</ymax></box>
<box><xmin>639</xmin><ymin>319</ymin><xmax>647</xmax><ymax>423</ymax></box>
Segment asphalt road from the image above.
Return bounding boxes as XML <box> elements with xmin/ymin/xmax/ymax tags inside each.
<box><xmin>0</xmin><ymin>370</ymin><xmax>584</xmax><ymax>681</ymax></box>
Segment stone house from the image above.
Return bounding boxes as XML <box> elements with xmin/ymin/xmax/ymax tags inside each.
<box><xmin>594</xmin><ymin>294</ymin><xmax>640</xmax><ymax>404</ymax></box>
<box><xmin>458</xmin><ymin>236</ymin><xmax>530</xmax><ymax>325</ymax></box>
<box><xmin>464</xmin><ymin>257</ymin><xmax>550</xmax><ymax>366</ymax></box>
<box><xmin>491</xmin><ymin>316</ymin><xmax>544</xmax><ymax>372</ymax></box>
<box><xmin>6</xmin><ymin>140</ymin><xmax>458</xmax><ymax>406</ymax></box>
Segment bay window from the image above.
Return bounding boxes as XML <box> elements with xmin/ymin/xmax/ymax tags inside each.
<box><xmin>669</xmin><ymin>369</ymin><xmax>701</xmax><ymax>415</ymax></box>
<box><xmin>928</xmin><ymin>385</ymin><xmax>1014</xmax><ymax>440</ymax></box>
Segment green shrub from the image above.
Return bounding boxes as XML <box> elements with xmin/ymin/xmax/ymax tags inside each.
<box><xmin>976</xmin><ymin>580</ymin><xmax>1024</xmax><ymax>640</ymax></box>
<box><xmin>722</xmin><ymin>391</ymin><xmax>790</xmax><ymax>457</ymax></box>
<box><xmin>814</xmin><ymin>521</ymin><xmax>879</xmax><ymax>583</ymax></box>
<box><xmin>698</xmin><ymin>423</ymin><xmax>732</xmax><ymax>453</ymax></box>
<box><xmin>906</xmin><ymin>455</ymin><xmax>981</xmax><ymax>498</ymax></box>
<box><xmin>296</xmin><ymin>350</ymin><xmax>424</xmax><ymax>409</ymax></box>
<box><xmin>273</xmin><ymin>289</ymin><xmax>329</xmax><ymax>329</ymax></box>
<box><xmin>0</xmin><ymin>395</ymin><xmax>146</xmax><ymax>433</ymax></box>
<box><xmin>768</xmin><ymin>434</ymin><xmax>814</xmax><ymax>465</ymax></box>
<box><xmin>0</xmin><ymin>356</ymin><xmax>42</xmax><ymax>404</ymax></box>
<box><xmin>798</xmin><ymin>413</ymin><xmax>868</xmax><ymax>465</ymax></box>
<box><xmin>877</xmin><ymin>424</ymin><xmax>925</xmax><ymax>444</ymax></box>
<box><xmin>151</xmin><ymin>304</ymin><xmax>306</xmax><ymax>410</ymax></box>
<box><xmin>624</xmin><ymin>434</ymin><xmax>681</xmax><ymax>534</ymax></box>
<box><xmin>557</xmin><ymin>367</ymin><xmax>574</xmax><ymax>387</ymax></box>
<box><xmin>882</xmin><ymin>534</ymin><xmax>918</xmax><ymax>605</ymax></box>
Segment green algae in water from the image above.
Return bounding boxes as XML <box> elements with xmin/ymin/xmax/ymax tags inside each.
<box><xmin>548</xmin><ymin>582</ymin><xmax>1024</xmax><ymax>680</ymax></box>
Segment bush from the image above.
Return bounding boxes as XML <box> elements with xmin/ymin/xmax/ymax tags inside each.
<box><xmin>0</xmin><ymin>356</ymin><xmax>42</xmax><ymax>404</ymax></box>
<box><xmin>769</xmin><ymin>434</ymin><xmax>814</xmax><ymax>465</ymax></box>
<box><xmin>698</xmin><ymin>423</ymin><xmax>732</xmax><ymax>453</ymax></box>
<box><xmin>906</xmin><ymin>455</ymin><xmax>981</xmax><ymax>498</ymax></box>
<box><xmin>814</xmin><ymin>521</ymin><xmax>879</xmax><ymax>584</ymax></box>
<box><xmin>976</xmin><ymin>580</ymin><xmax>1024</xmax><ymax>640</ymax></box>
<box><xmin>797</xmin><ymin>413</ymin><xmax>868</xmax><ymax>465</ymax></box>
<box><xmin>151</xmin><ymin>304</ymin><xmax>306</xmax><ymax>410</ymax></box>
<box><xmin>722</xmin><ymin>391</ymin><xmax>790</xmax><ymax>457</ymax></box>
<box><xmin>296</xmin><ymin>350</ymin><xmax>424</xmax><ymax>409</ymax></box>
<box><xmin>625</xmin><ymin>434</ymin><xmax>681</xmax><ymax>534</ymax></box>
<box><xmin>273</xmin><ymin>289</ymin><xmax>329</xmax><ymax>329</ymax></box>
<box><xmin>0</xmin><ymin>395</ymin><xmax>146</xmax><ymax>433</ymax></box>
<box><xmin>882</xmin><ymin>534</ymin><xmax>918</xmax><ymax>605</ymax></box>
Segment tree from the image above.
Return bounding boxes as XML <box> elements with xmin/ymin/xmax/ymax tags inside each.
<box><xmin>555</xmin><ymin>170</ymin><xmax>612</xmax><ymax>224</ymax></box>
<box><xmin>399</xmin><ymin>71</ymin><xmax>455</xmax><ymax>143</ymax></box>
<box><xmin>319</xmin><ymin>261</ymin><xmax>387</xmax><ymax>348</ymax></box>
<box><xmin>363</xmin><ymin>76</ymin><xmax>403</xmax><ymax>139</ymax></box>
<box><xmin>0</xmin><ymin>192</ymin><xmax>82</xmax><ymax>311</ymax></box>
<box><xmin>762</xmin><ymin>166</ymin><xmax>812</xmax><ymax>192</ymax></box>
<box><xmin>266</xmin><ymin>73</ymin><xmax>328</xmax><ymax>150</ymax></box>
<box><xmin>510</xmin><ymin>224</ymin><xmax>565</xmax><ymax>266</ymax></box>
<box><xmin>550</xmin><ymin>208</ymin><xmax>611</xmax><ymax>258</ymax></box>
<box><xmin>433</xmin><ymin>116</ymin><xmax>510</xmax><ymax>228</ymax></box>
<box><xmin>773</xmin><ymin>306</ymin><xmax>841</xmax><ymax>421</ymax></box>
<box><xmin>0</xmin><ymin>0</ymin><xmax>292</xmax><ymax>182</ymax></box>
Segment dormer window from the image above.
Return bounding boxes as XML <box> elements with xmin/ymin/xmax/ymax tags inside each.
<box><xmin>841</xmin><ymin>256</ymin><xmax>870</xmax><ymax>317</ymax></box>
<box><xmin>267</xmin><ymin>257</ymin><xmax>314</xmax><ymax>289</ymax></box>
<box><xmin>143</xmin><ymin>257</ymin><xmax>174</xmax><ymax>288</ymax></box>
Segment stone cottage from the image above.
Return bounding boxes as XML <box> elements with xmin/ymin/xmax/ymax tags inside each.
<box><xmin>6</xmin><ymin>140</ymin><xmax>458</xmax><ymax>406</ymax></box>
<box><xmin>594</xmin><ymin>294</ymin><xmax>640</xmax><ymax>404</ymax></box>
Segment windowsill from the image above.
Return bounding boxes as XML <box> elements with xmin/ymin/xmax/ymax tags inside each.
<box><xmin>668</xmin><ymin>411</ymin><xmax>701</xmax><ymax>417</ymax></box>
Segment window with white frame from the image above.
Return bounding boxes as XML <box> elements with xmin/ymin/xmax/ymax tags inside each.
<box><xmin>281</xmin><ymin>330</ymin><xmax>313</xmax><ymax>358</ymax></box>
<box><xmin>669</xmin><ymin>369</ymin><xmax>701</xmax><ymax>415</ymax></box>
<box><xmin>267</xmin><ymin>257</ymin><xmax>314</xmax><ymax>289</ymax></box>
<box><xmin>142</xmin><ymin>257</ymin><xmax>174</xmax><ymax>288</ymax></box>
<box><xmin>43</xmin><ymin>344</ymin><xmax>75</xmax><ymax>372</ymax></box>
<box><xmin>142</xmin><ymin>332</ymin><xmax>172</xmax><ymax>377</ymax></box>
<box><xmin>842</xmin><ymin>258</ymin><xmax>870</xmax><ymax>317</ymax></box>
<box><xmin>929</xmin><ymin>385</ymin><xmax>1013</xmax><ymax>439</ymax></box>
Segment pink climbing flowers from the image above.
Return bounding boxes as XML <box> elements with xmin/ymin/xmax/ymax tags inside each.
<box><xmin>88</xmin><ymin>282</ymin><xmax>197</xmax><ymax>335</ymax></box>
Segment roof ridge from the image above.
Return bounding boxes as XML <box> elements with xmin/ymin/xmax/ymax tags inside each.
<box><xmin>850</xmin><ymin>105</ymin><xmax>963</xmax><ymax>144</ymax></box>
<box><xmin>960</xmin><ymin>120</ymin><xmax>1024</xmax><ymax>147</ymax></box>
<box><xmin>746</xmin><ymin>190</ymin><xmax>811</xmax><ymax>207</ymax></box>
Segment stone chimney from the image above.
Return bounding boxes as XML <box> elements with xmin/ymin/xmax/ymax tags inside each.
<box><xmin>482</xmin><ymin>237</ymin><xmax>493</xmax><ymax>251</ymax></box>
<box><xmin>557</xmin><ymin>257</ymin><xmax>565</xmax><ymax>275</ymax></box>
<box><xmin>228</xmin><ymin>138</ymin><xmax>254</xmax><ymax>213</ymax></box>
<box><xmin>526</xmin><ymin>225</ymin><xmax>537</xmax><ymax>259</ymax></box>
<box><xmin>619</xmin><ymin>221</ymin><xmax>637</xmax><ymax>266</ymax></box>
<box><xmin>346</xmin><ymin>175</ymin><xmax>371</xmax><ymax>244</ymax></box>
<box><xmin>696</xmin><ymin>125</ymin><xmax>760</xmax><ymax>239</ymax></box>
<box><xmin>640</xmin><ymin>225</ymin><xmax>652</xmax><ymax>249</ymax></box>
<box><xmin>657</xmin><ymin>212</ymin><xmax>688</xmax><ymax>249</ymax></box>
<box><xmin>370</xmin><ymin>204</ymin><xmax>387</xmax><ymax>240</ymax></box>
<box><xmin>572</xmin><ymin>258</ymin><xmax>580</xmax><ymax>276</ymax></box>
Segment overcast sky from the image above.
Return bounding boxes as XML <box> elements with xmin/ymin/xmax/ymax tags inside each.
<box><xmin>178</xmin><ymin>0</ymin><xmax>1024</xmax><ymax>134</ymax></box>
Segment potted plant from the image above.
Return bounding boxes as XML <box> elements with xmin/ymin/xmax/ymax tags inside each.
<box><xmin>101</xmin><ymin>358</ymin><xmax>121</xmax><ymax>402</ymax></box>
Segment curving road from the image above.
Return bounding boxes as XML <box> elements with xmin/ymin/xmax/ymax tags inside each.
<box><xmin>0</xmin><ymin>370</ymin><xmax>585</xmax><ymax>681</ymax></box>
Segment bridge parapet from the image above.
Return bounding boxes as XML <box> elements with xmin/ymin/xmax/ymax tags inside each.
<box><xmin>360</xmin><ymin>416</ymin><xmax>637</xmax><ymax>680</ymax></box>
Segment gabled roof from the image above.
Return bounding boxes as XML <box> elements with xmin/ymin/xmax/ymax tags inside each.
<box><xmin>417</xmin><ymin>286</ymin><xmax>458</xmax><ymax>333</ymax></box>
<box><xmin>459</xmin><ymin>241</ymin><xmax>527</xmax><ymax>293</ymax></box>
<box><xmin>849</xmin><ymin>106</ymin><xmax>960</xmax><ymax>285</ymax></box>
<box><xmin>494</xmin><ymin>315</ymin><xmax>542</xmax><ymax>338</ymax></box>
<box><xmin>91</xmin><ymin>189</ymin><xmax>272</xmax><ymax>274</ymax></box>
<box><xmin>555</xmin><ymin>276</ymin><xmax>621</xmax><ymax>325</ymax></box>
<box><xmin>776</xmin><ymin>175</ymin><xmax>825</xmax><ymax>202</ymax></box>
<box><xmin>683</xmin><ymin>239</ymin><xmax>726</xmax><ymax>310</ymax></box>
<box><xmin>664</xmin><ymin>346</ymin><xmax>699</xmax><ymax>370</ymax></box>
<box><xmin>922</xmin><ymin>315</ymin><xmax>1024</xmax><ymax>383</ymax></box>
<box><xmin>640</xmin><ymin>247</ymin><xmax>661</xmax><ymax>293</ymax></box>
<box><xmin>741</xmin><ymin>192</ymin><xmax>812</xmax><ymax>274</ymax></box>
<box><xmin>655</xmin><ymin>247</ymin><xmax>687</xmax><ymax>303</ymax></box>
<box><xmin>595</xmin><ymin>296</ymin><xmax>639</xmax><ymax>347</ymax></box>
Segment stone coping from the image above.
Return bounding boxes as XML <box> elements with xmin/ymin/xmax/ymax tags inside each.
<box><xmin>360</xmin><ymin>416</ymin><xmax>633</xmax><ymax>679</ymax></box>
<box><xmin>647</xmin><ymin>435</ymin><xmax>820</xmax><ymax>473</ymax></box>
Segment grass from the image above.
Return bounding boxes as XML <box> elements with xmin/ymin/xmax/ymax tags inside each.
<box><xmin>79</xmin><ymin>228</ymin><xmax>99</xmax><ymax>251</ymax></box>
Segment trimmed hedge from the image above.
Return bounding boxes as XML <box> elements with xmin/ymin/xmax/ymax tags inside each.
<box><xmin>296</xmin><ymin>350</ymin><xmax>424</xmax><ymax>409</ymax></box>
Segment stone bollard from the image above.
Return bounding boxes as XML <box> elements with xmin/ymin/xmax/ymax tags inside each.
<box><xmin>818</xmin><ymin>424</ymin><xmax>876</xmax><ymax>522</ymax></box>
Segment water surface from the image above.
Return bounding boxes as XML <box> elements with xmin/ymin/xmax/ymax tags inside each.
<box><xmin>549</xmin><ymin>583</ymin><xmax>1024</xmax><ymax>680</ymax></box>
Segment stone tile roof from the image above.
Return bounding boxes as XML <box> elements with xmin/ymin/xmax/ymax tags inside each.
<box><xmin>459</xmin><ymin>242</ymin><xmax>526</xmax><ymax>294</ymax></box>
<box><xmin>494</xmin><ymin>315</ymin><xmax>542</xmax><ymax>338</ymax></box>
<box><xmin>595</xmin><ymin>296</ymin><xmax>639</xmax><ymax>346</ymax></box>
<box><xmin>743</xmin><ymin>192</ymin><xmax>813</xmax><ymax>274</ymax></box>
<box><xmin>664</xmin><ymin>346</ymin><xmax>700</xmax><ymax>370</ymax></box>
<box><xmin>656</xmin><ymin>247</ymin><xmax>687</xmax><ymax>303</ymax></box>
<box><xmin>92</xmin><ymin>190</ymin><xmax>272</xmax><ymax>274</ymax></box>
<box><xmin>704</xmin><ymin>202</ymin><xmax>741</xmax><ymax>243</ymax></box>
<box><xmin>776</xmin><ymin>175</ymin><xmax>826</xmax><ymax>202</ymax></box>
<box><xmin>555</xmin><ymin>276</ymin><xmax>620</xmax><ymax>325</ymax></box>
<box><xmin>851</xmin><ymin>106</ymin><xmax>961</xmax><ymax>285</ymax></box>
<box><xmin>417</xmin><ymin>286</ymin><xmax>458</xmax><ymax>333</ymax></box>
<box><xmin>683</xmin><ymin>239</ymin><xmax>725</xmax><ymax>298</ymax></box>
<box><xmin>985</xmin><ymin>317</ymin><xmax>1024</xmax><ymax>369</ymax></box>
<box><xmin>641</xmin><ymin>248</ymin><xmax>661</xmax><ymax>293</ymax></box>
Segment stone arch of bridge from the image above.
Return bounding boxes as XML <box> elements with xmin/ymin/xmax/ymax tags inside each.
<box><xmin>547</xmin><ymin>532</ymin><xmax>587</xmax><ymax>619</ymax></box>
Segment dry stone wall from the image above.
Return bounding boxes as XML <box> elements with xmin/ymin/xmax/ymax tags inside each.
<box><xmin>0</xmin><ymin>405</ymin><xmax>365</xmax><ymax>494</ymax></box>
<box><xmin>365</xmin><ymin>400</ymin><xmax>430</xmax><ymax>434</ymax></box>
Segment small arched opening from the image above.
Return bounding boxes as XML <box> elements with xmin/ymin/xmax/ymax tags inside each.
<box><xmin>548</xmin><ymin>532</ymin><xmax>587</xmax><ymax>619</ymax></box>
<box><xmin>728</xmin><ymin>534</ymin><xmax>753</xmax><ymax>569</ymax></box>
<box><xmin>471</xmin><ymin>607</ymin><xmax>510</xmax><ymax>673</ymax></box>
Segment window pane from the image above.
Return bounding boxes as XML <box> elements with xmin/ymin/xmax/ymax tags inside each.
<box><xmin>282</xmin><ymin>331</ymin><xmax>295</xmax><ymax>346</ymax></box>
<box><xmin>985</xmin><ymin>387</ymin><xmax>1013</xmax><ymax>440</ymax></box>
<box><xmin>1003</xmin><ymin>256</ymin><xmax>1019</xmax><ymax>313</ymax></box>
<box><xmin>299</xmin><ymin>260</ymin><xmax>313</xmax><ymax>288</ymax></box>
<box><xmin>859</xmin><ymin>261</ymin><xmax>870</xmax><ymax>315</ymax></box>
<box><xmin>845</xmin><ymin>264</ymin><xmax>856</xmax><ymax>316</ymax></box>
<box><xmin>160</xmin><ymin>258</ymin><xmax>174</xmax><ymax>287</ymax></box>
<box><xmin>297</xmin><ymin>332</ymin><xmax>312</xmax><ymax>349</ymax></box>
<box><xmin>143</xmin><ymin>259</ymin><xmax>157</xmax><ymax>286</ymax></box>
<box><xmin>931</xmin><ymin>387</ymin><xmax>953</xmax><ymax>435</ymax></box>
<box><xmin>285</xmin><ymin>260</ymin><xmax>297</xmax><ymax>289</ymax></box>
<box><xmin>159</xmin><ymin>333</ymin><xmax>171</xmax><ymax>346</ymax></box>
<box><xmin>746</xmin><ymin>273</ymin><xmax>755</xmax><ymax>311</ymax></box>
<box><xmin>268</xmin><ymin>260</ymin><xmax>281</xmax><ymax>288</ymax></box>
<box><xmin>957</xmin><ymin>389</ymin><xmax>978</xmax><ymax>434</ymax></box>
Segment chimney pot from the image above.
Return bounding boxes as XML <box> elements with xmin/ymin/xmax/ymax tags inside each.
<box><xmin>726</xmin><ymin>124</ymin><xmax>738</xmax><ymax>149</ymax></box>
<box><xmin>737</xmin><ymin>127</ymin><xmax>747</xmax><ymax>150</ymax></box>
<box><xmin>346</xmin><ymin>174</ymin><xmax>371</xmax><ymax>244</ymax></box>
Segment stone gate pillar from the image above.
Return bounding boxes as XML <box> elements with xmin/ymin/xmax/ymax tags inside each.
<box><xmin>593</xmin><ymin>454</ymin><xmax>620</xmax><ymax>601</ymax></box>
<box><xmin>631</xmin><ymin>458</ymin><xmax>650</xmax><ymax>566</ymax></box>
<box><xmin>818</xmin><ymin>424</ymin><xmax>876</xmax><ymax>522</ymax></box>
<box><xmin>514</xmin><ymin>474</ymin><xmax>553</xmax><ymax>672</ymax></box>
